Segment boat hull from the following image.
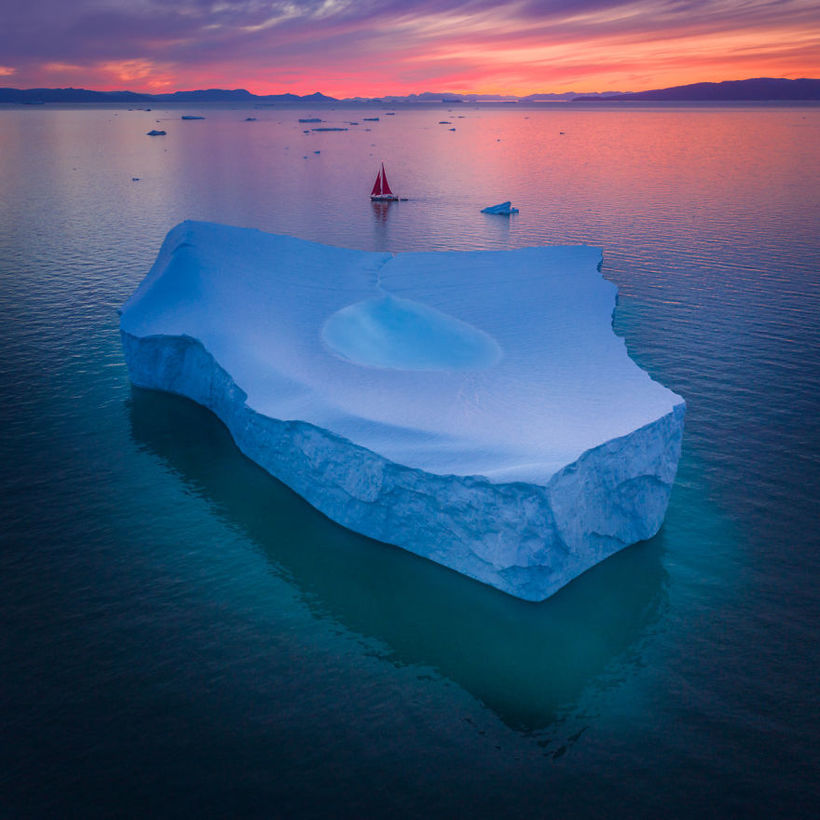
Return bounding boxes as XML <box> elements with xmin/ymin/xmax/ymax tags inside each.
<box><xmin>370</xmin><ymin>194</ymin><xmax>399</xmax><ymax>201</ymax></box>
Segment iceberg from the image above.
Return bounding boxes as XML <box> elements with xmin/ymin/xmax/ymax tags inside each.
<box><xmin>120</xmin><ymin>222</ymin><xmax>685</xmax><ymax>601</ymax></box>
<box><xmin>482</xmin><ymin>201</ymin><xmax>519</xmax><ymax>215</ymax></box>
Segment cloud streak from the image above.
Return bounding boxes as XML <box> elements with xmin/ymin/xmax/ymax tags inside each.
<box><xmin>2</xmin><ymin>0</ymin><xmax>818</xmax><ymax>94</ymax></box>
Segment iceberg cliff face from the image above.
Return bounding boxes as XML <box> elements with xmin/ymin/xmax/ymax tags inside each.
<box><xmin>121</xmin><ymin>221</ymin><xmax>684</xmax><ymax>601</ymax></box>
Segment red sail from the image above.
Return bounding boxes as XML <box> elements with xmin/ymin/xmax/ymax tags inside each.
<box><xmin>370</xmin><ymin>168</ymin><xmax>382</xmax><ymax>196</ymax></box>
<box><xmin>380</xmin><ymin>164</ymin><xmax>394</xmax><ymax>196</ymax></box>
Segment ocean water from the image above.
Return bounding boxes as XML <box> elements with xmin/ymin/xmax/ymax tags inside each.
<box><xmin>1</xmin><ymin>102</ymin><xmax>818</xmax><ymax>817</ymax></box>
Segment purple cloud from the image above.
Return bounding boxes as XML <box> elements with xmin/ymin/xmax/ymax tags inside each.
<box><xmin>2</xmin><ymin>0</ymin><xmax>818</xmax><ymax>92</ymax></box>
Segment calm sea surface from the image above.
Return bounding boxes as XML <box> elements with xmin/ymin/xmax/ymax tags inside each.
<box><xmin>1</xmin><ymin>103</ymin><xmax>818</xmax><ymax>817</ymax></box>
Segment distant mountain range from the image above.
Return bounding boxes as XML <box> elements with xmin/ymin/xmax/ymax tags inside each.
<box><xmin>1</xmin><ymin>78</ymin><xmax>818</xmax><ymax>105</ymax></box>
<box><xmin>350</xmin><ymin>91</ymin><xmax>623</xmax><ymax>103</ymax></box>
<box><xmin>572</xmin><ymin>77</ymin><xmax>820</xmax><ymax>102</ymax></box>
<box><xmin>0</xmin><ymin>87</ymin><xmax>338</xmax><ymax>104</ymax></box>
<box><xmin>0</xmin><ymin>86</ymin><xmax>618</xmax><ymax>104</ymax></box>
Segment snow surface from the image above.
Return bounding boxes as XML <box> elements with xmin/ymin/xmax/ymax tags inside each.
<box><xmin>121</xmin><ymin>221</ymin><xmax>685</xmax><ymax>600</ymax></box>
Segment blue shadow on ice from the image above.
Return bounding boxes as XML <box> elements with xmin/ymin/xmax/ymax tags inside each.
<box><xmin>322</xmin><ymin>294</ymin><xmax>502</xmax><ymax>371</ymax></box>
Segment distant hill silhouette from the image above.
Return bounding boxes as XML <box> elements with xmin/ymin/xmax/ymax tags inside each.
<box><xmin>0</xmin><ymin>87</ymin><xmax>338</xmax><ymax>104</ymax></box>
<box><xmin>573</xmin><ymin>78</ymin><xmax>820</xmax><ymax>102</ymax></box>
<box><xmin>1</xmin><ymin>78</ymin><xmax>818</xmax><ymax>106</ymax></box>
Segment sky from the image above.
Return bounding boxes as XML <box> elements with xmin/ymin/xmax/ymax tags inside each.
<box><xmin>1</xmin><ymin>0</ymin><xmax>819</xmax><ymax>96</ymax></box>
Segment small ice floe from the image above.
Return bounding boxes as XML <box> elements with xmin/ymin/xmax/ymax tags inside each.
<box><xmin>181</xmin><ymin>115</ymin><xmax>204</xmax><ymax>120</ymax></box>
<box><xmin>481</xmin><ymin>201</ymin><xmax>519</xmax><ymax>215</ymax></box>
<box><xmin>299</xmin><ymin>118</ymin><xmax>322</xmax><ymax>123</ymax></box>
<box><xmin>146</xmin><ymin>130</ymin><xmax>166</xmax><ymax>136</ymax></box>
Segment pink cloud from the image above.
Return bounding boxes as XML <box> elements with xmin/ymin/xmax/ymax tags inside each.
<box><xmin>2</xmin><ymin>0</ymin><xmax>818</xmax><ymax>94</ymax></box>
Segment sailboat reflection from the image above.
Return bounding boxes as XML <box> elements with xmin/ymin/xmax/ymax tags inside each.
<box><xmin>128</xmin><ymin>386</ymin><xmax>668</xmax><ymax>731</ymax></box>
<box><xmin>370</xmin><ymin>199</ymin><xmax>393</xmax><ymax>224</ymax></box>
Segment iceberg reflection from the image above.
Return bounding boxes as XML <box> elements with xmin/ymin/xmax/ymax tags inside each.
<box><xmin>128</xmin><ymin>386</ymin><xmax>668</xmax><ymax>731</ymax></box>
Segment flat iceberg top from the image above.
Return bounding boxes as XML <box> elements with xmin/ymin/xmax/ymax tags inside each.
<box><xmin>121</xmin><ymin>221</ymin><xmax>683</xmax><ymax>484</ymax></box>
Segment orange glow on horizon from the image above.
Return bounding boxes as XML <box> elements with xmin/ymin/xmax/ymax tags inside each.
<box><xmin>24</xmin><ymin>61</ymin><xmax>818</xmax><ymax>100</ymax></box>
<box><xmin>9</xmin><ymin>2</ymin><xmax>820</xmax><ymax>98</ymax></box>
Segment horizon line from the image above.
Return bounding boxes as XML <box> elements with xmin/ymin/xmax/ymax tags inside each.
<box><xmin>3</xmin><ymin>75</ymin><xmax>820</xmax><ymax>101</ymax></box>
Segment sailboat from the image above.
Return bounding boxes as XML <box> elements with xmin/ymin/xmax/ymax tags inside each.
<box><xmin>370</xmin><ymin>163</ymin><xmax>399</xmax><ymax>201</ymax></box>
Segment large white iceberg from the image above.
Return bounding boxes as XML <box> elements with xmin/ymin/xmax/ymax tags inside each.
<box><xmin>121</xmin><ymin>221</ymin><xmax>685</xmax><ymax>601</ymax></box>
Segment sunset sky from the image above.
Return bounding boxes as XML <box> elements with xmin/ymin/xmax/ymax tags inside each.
<box><xmin>2</xmin><ymin>0</ymin><xmax>819</xmax><ymax>96</ymax></box>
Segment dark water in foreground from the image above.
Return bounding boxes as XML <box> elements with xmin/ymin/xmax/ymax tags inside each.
<box><xmin>1</xmin><ymin>103</ymin><xmax>818</xmax><ymax>817</ymax></box>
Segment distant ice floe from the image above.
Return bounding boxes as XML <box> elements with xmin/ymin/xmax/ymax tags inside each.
<box><xmin>481</xmin><ymin>201</ymin><xmax>519</xmax><ymax>214</ymax></box>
